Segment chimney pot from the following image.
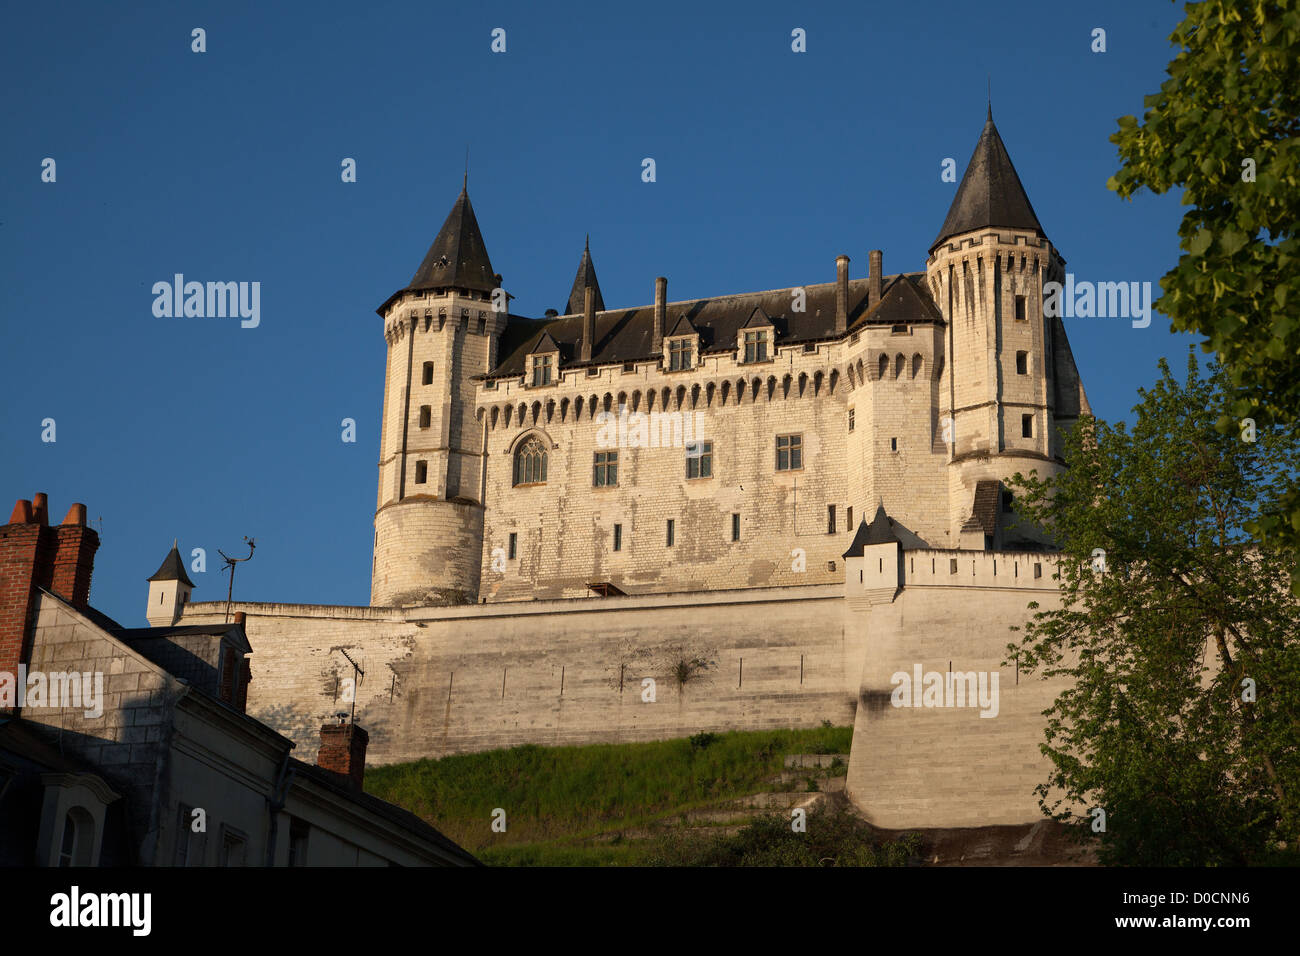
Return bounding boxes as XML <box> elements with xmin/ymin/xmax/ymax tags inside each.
<box><xmin>234</xmin><ymin>611</ymin><xmax>246</xmax><ymax>626</ymax></box>
<box><xmin>61</xmin><ymin>503</ymin><xmax>87</xmax><ymax>527</ymax></box>
<box><xmin>31</xmin><ymin>493</ymin><xmax>48</xmax><ymax>526</ymax></box>
<box><xmin>8</xmin><ymin>499</ymin><xmax>33</xmax><ymax>524</ymax></box>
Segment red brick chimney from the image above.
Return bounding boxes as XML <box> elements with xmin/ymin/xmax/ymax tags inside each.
<box><xmin>1</xmin><ymin>494</ymin><xmax>100</xmax><ymax>705</ymax></box>
<box><xmin>317</xmin><ymin>720</ymin><xmax>369</xmax><ymax>791</ymax></box>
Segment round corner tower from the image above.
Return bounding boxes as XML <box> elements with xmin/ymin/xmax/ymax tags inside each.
<box><xmin>371</xmin><ymin>182</ymin><xmax>506</xmax><ymax>607</ymax></box>
<box><xmin>924</xmin><ymin>108</ymin><xmax>1089</xmax><ymax>544</ymax></box>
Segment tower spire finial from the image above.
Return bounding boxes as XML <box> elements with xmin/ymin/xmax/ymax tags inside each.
<box><xmin>464</xmin><ymin>145</ymin><xmax>469</xmax><ymax>190</ymax></box>
<box><xmin>987</xmin><ymin>76</ymin><xmax>992</xmax><ymax>121</ymax></box>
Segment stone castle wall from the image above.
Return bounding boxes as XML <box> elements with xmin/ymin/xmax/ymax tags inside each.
<box><xmin>182</xmin><ymin>552</ymin><xmax>1071</xmax><ymax>828</ymax></box>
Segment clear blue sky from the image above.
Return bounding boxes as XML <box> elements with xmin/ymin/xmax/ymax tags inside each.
<box><xmin>2</xmin><ymin>0</ymin><xmax>1196</xmax><ymax>624</ymax></box>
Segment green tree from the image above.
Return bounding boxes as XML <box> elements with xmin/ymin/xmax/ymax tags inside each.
<box><xmin>1006</xmin><ymin>356</ymin><xmax>1300</xmax><ymax>865</ymax></box>
<box><xmin>1108</xmin><ymin>0</ymin><xmax>1300</xmax><ymax>580</ymax></box>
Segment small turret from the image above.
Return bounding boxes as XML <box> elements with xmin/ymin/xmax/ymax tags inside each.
<box><xmin>146</xmin><ymin>540</ymin><xmax>195</xmax><ymax>626</ymax></box>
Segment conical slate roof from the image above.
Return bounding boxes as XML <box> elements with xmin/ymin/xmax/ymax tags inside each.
<box><xmin>147</xmin><ymin>542</ymin><xmax>196</xmax><ymax>588</ymax></box>
<box><xmin>564</xmin><ymin>238</ymin><xmax>605</xmax><ymax>316</ymax></box>
<box><xmin>406</xmin><ymin>183</ymin><xmax>499</xmax><ymax>295</ymax></box>
<box><xmin>931</xmin><ymin>108</ymin><xmax>1045</xmax><ymax>252</ymax></box>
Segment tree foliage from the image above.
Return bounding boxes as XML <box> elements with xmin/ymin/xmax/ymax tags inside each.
<box><xmin>1108</xmin><ymin>0</ymin><xmax>1300</xmax><ymax>578</ymax></box>
<box><xmin>1006</xmin><ymin>356</ymin><xmax>1300</xmax><ymax>865</ymax></box>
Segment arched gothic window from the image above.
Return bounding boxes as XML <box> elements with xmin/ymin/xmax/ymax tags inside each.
<box><xmin>513</xmin><ymin>437</ymin><xmax>547</xmax><ymax>486</ymax></box>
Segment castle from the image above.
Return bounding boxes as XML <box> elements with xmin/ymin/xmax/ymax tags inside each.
<box><xmin>370</xmin><ymin>104</ymin><xmax>1088</xmax><ymax>608</ymax></box>
<box><xmin>175</xmin><ymin>110</ymin><xmax>1088</xmax><ymax>829</ymax></box>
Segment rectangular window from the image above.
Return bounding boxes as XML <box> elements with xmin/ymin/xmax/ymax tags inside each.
<box><xmin>775</xmin><ymin>434</ymin><xmax>802</xmax><ymax>471</ymax></box>
<box><xmin>418</xmin><ymin>405</ymin><xmax>431</xmax><ymax>428</ymax></box>
<box><xmin>531</xmin><ymin>355</ymin><xmax>553</xmax><ymax>387</ymax></box>
<box><xmin>847</xmin><ymin>506</ymin><xmax>853</xmax><ymax>529</ymax></box>
<box><xmin>891</xmin><ymin>324</ymin><xmax>909</xmax><ymax>335</ymax></box>
<box><xmin>827</xmin><ymin>505</ymin><xmax>836</xmax><ymax>535</ymax></box>
<box><xmin>731</xmin><ymin>513</ymin><xmax>740</xmax><ymax>542</ymax></box>
<box><xmin>1022</xmin><ymin>414</ymin><xmax>1033</xmax><ymax>438</ymax></box>
<box><xmin>669</xmin><ymin>339</ymin><xmax>693</xmax><ymax>371</ymax></box>
<box><xmin>477</xmin><ymin>316</ymin><xmax>486</xmax><ymax>334</ymax></box>
<box><xmin>593</xmin><ymin>451</ymin><xmax>618</xmax><ymax>487</ymax></box>
<box><xmin>666</xmin><ymin>519</ymin><xmax>674</xmax><ymax>547</ymax></box>
<box><xmin>422</xmin><ymin>362</ymin><xmax>434</xmax><ymax>385</ymax></box>
<box><xmin>890</xmin><ymin>437</ymin><xmax>898</xmax><ymax>452</ymax></box>
<box><xmin>1015</xmin><ymin>295</ymin><xmax>1027</xmax><ymax>321</ymax></box>
<box><xmin>174</xmin><ymin>804</ymin><xmax>204</xmax><ymax>866</ymax></box>
<box><xmin>508</xmin><ymin>532</ymin><xmax>517</xmax><ymax>560</ymax></box>
<box><xmin>613</xmin><ymin>524</ymin><xmax>622</xmax><ymax>551</ymax></box>
<box><xmin>685</xmin><ymin>441</ymin><xmax>713</xmax><ymax>479</ymax></box>
<box><xmin>1016</xmin><ymin>351</ymin><xmax>1028</xmax><ymax>375</ymax></box>
<box><xmin>743</xmin><ymin>330</ymin><xmax>768</xmax><ymax>363</ymax></box>
<box><xmin>414</xmin><ymin>461</ymin><xmax>427</xmax><ymax>484</ymax></box>
<box><xmin>220</xmin><ymin>827</ymin><xmax>247</xmax><ymax>867</ymax></box>
<box><xmin>848</xmin><ymin>408</ymin><xmax>855</xmax><ymax>432</ymax></box>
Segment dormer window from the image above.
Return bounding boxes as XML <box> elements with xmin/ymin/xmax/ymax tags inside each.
<box><xmin>531</xmin><ymin>354</ymin><xmax>553</xmax><ymax>387</ymax></box>
<box><xmin>743</xmin><ymin>330</ymin><xmax>768</xmax><ymax>363</ymax></box>
<box><xmin>668</xmin><ymin>338</ymin><xmax>693</xmax><ymax>371</ymax></box>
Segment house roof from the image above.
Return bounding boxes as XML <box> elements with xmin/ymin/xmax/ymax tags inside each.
<box><xmin>147</xmin><ymin>543</ymin><xmax>196</xmax><ymax>588</ymax></box>
<box><xmin>486</xmin><ymin>273</ymin><xmax>942</xmax><ymax>379</ymax></box>
<box><xmin>931</xmin><ymin>107</ymin><xmax>1045</xmax><ymax>252</ymax></box>
<box><xmin>563</xmin><ymin>238</ymin><xmax>605</xmax><ymax>316</ymax></box>
<box><xmin>291</xmin><ymin>760</ymin><xmax>482</xmax><ymax>866</ymax></box>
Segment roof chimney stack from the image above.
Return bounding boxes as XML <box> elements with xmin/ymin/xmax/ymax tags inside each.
<box><xmin>868</xmin><ymin>250</ymin><xmax>883</xmax><ymax>310</ymax></box>
<box><xmin>317</xmin><ymin>720</ymin><xmax>369</xmax><ymax>791</ymax></box>
<box><xmin>653</xmin><ymin>277</ymin><xmax>667</xmax><ymax>356</ymax></box>
<box><xmin>581</xmin><ymin>285</ymin><xmax>595</xmax><ymax>363</ymax></box>
<box><xmin>835</xmin><ymin>255</ymin><xmax>850</xmax><ymax>335</ymax></box>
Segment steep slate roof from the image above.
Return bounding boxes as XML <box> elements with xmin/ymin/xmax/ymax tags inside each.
<box><xmin>403</xmin><ymin>183</ymin><xmax>498</xmax><ymax>297</ymax></box>
<box><xmin>486</xmin><ymin>274</ymin><xmax>942</xmax><ymax>379</ymax></box>
<box><xmin>147</xmin><ymin>543</ymin><xmax>196</xmax><ymax>588</ymax></box>
<box><xmin>962</xmin><ymin>479</ymin><xmax>1002</xmax><ymax>535</ymax></box>
<box><xmin>665</xmin><ymin>313</ymin><xmax>698</xmax><ymax>337</ymax></box>
<box><xmin>842</xmin><ymin>504</ymin><xmax>932</xmax><ymax>556</ymax></box>
<box><xmin>563</xmin><ymin>239</ymin><xmax>605</xmax><ymax>316</ymax></box>
<box><xmin>844</xmin><ymin>504</ymin><xmax>900</xmax><ymax>556</ymax></box>
<box><xmin>931</xmin><ymin>107</ymin><xmax>1045</xmax><ymax>252</ymax></box>
<box><xmin>530</xmin><ymin>331</ymin><xmax>560</xmax><ymax>354</ymax></box>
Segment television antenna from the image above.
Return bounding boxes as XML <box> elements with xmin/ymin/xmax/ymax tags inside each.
<box><xmin>218</xmin><ymin>537</ymin><xmax>256</xmax><ymax>623</ymax></box>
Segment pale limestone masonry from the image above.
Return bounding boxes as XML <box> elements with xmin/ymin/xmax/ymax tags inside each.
<box><xmin>183</xmin><ymin>586</ymin><xmax>862</xmax><ymax>765</ymax></box>
<box><xmin>177</xmin><ymin>111</ymin><xmax>1094</xmax><ymax>829</ymax></box>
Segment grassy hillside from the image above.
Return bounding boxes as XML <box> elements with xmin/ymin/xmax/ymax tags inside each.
<box><xmin>364</xmin><ymin>725</ymin><xmax>917</xmax><ymax>865</ymax></box>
